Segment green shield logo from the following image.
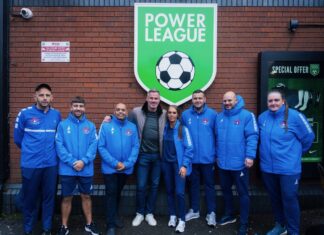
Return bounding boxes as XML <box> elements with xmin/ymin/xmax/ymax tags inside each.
<box><xmin>135</xmin><ymin>3</ymin><xmax>217</xmax><ymax>105</ymax></box>
<box><xmin>310</xmin><ymin>64</ymin><xmax>320</xmax><ymax>77</ymax></box>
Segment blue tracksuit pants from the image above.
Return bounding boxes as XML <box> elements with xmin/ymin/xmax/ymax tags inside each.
<box><xmin>262</xmin><ymin>172</ymin><xmax>301</xmax><ymax>235</ymax></box>
<box><xmin>21</xmin><ymin>166</ymin><xmax>57</xmax><ymax>233</ymax></box>
<box><xmin>219</xmin><ymin>168</ymin><xmax>250</xmax><ymax>225</ymax></box>
<box><xmin>189</xmin><ymin>163</ymin><xmax>216</xmax><ymax>214</ymax></box>
<box><xmin>104</xmin><ymin>173</ymin><xmax>128</xmax><ymax>229</ymax></box>
<box><xmin>161</xmin><ymin>161</ymin><xmax>186</xmax><ymax>221</ymax></box>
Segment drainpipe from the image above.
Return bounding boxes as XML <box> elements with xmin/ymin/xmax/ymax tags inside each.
<box><xmin>0</xmin><ymin>0</ymin><xmax>11</xmax><ymax>214</ymax></box>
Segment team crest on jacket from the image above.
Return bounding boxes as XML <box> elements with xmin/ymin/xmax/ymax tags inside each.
<box><xmin>234</xmin><ymin>119</ymin><xmax>240</xmax><ymax>125</ymax></box>
<box><xmin>83</xmin><ymin>127</ymin><xmax>90</xmax><ymax>134</ymax></box>
<box><xmin>280</xmin><ymin>121</ymin><xmax>287</xmax><ymax>128</ymax></box>
<box><xmin>29</xmin><ymin>117</ymin><xmax>40</xmax><ymax>125</ymax></box>
<box><xmin>125</xmin><ymin>129</ymin><xmax>133</xmax><ymax>136</ymax></box>
<box><xmin>202</xmin><ymin>118</ymin><xmax>209</xmax><ymax>125</ymax></box>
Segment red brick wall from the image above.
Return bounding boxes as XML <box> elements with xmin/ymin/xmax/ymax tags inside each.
<box><xmin>9</xmin><ymin>7</ymin><xmax>324</xmax><ymax>183</ymax></box>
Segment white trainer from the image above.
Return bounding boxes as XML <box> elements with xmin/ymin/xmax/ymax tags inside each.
<box><xmin>175</xmin><ymin>219</ymin><xmax>186</xmax><ymax>233</ymax></box>
<box><xmin>185</xmin><ymin>209</ymin><xmax>200</xmax><ymax>221</ymax></box>
<box><xmin>132</xmin><ymin>213</ymin><xmax>144</xmax><ymax>227</ymax></box>
<box><xmin>145</xmin><ymin>213</ymin><xmax>157</xmax><ymax>226</ymax></box>
<box><xmin>206</xmin><ymin>211</ymin><xmax>216</xmax><ymax>227</ymax></box>
<box><xmin>168</xmin><ymin>215</ymin><xmax>177</xmax><ymax>227</ymax></box>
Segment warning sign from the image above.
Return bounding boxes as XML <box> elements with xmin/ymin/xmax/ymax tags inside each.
<box><xmin>41</xmin><ymin>41</ymin><xmax>70</xmax><ymax>62</ymax></box>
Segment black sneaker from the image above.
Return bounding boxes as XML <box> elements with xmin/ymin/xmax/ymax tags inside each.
<box><xmin>85</xmin><ymin>222</ymin><xmax>100</xmax><ymax>235</ymax></box>
<box><xmin>57</xmin><ymin>225</ymin><xmax>69</xmax><ymax>235</ymax></box>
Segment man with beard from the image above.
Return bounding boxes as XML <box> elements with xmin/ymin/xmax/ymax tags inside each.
<box><xmin>14</xmin><ymin>83</ymin><xmax>61</xmax><ymax>235</ymax></box>
<box><xmin>55</xmin><ymin>96</ymin><xmax>99</xmax><ymax>235</ymax></box>
<box><xmin>216</xmin><ymin>91</ymin><xmax>258</xmax><ymax>235</ymax></box>
<box><xmin>181</xmin><ymin>90</ymin><xmax>217</xmax><ymax>227</ymax></box>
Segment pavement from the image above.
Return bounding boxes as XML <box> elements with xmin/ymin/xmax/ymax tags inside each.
<box><xmin>0</xmin><ymin>209</ymin><xmax>324</xmax><ymax>235</ymax></box>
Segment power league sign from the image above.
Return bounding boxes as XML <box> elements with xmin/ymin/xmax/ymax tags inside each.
<box><xmin>134</xmin><ymin>3</ymin><xmax>217</xmax><ymax>105</ymax></box>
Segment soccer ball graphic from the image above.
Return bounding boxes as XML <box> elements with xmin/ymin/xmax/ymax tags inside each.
<box><xmin>156</xmin><ymin>51</ymin><xmax>195</xmax><ymax>90</ymax></box>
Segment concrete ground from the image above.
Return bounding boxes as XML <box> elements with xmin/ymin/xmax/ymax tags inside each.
<box><xmin>0</xmin><ymin>209</ymin><xmax>324</xmax><ymax>235</ymax></box>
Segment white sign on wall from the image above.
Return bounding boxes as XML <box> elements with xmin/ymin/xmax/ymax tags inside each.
<box><xmin>41</xmin><ymin>41</ymin><xmax>70</xmax><ymax>62</ymax></box>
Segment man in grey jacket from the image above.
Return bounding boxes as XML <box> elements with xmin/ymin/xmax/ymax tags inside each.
<box><xmin>131</xmin><ymin>89</ymin><xmax>167</xmax><ymax>227</ymax></box>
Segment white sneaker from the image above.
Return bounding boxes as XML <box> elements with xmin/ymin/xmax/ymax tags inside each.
<box><xmin>168</xmin><ymin>215</ymin><xmax>177</xmax><ymax>227</ymax></box>
<box><xmin>206</xmin><ymin>211</ymin><xmax>216</xmax><ymax>227</ymax></box>
<box><xmin>185</xmin><ymin>209</ymin><xmax>200</xmax><ymax>221</ymax></box>
<box><xmin>132</xmin><ymin>213</ymin><xmax>144</xmax><ymax>227</ymax></box>
<box><xmin>145</xmin><ymin>213</ymin><xmax>157</xmax><ymax>226</ymax></box>
<box><xmin>175</xmin><ymin>219</ymin><xmax>186</xmax><ymax>233</ymax></box>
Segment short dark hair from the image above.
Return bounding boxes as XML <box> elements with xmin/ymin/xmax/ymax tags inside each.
<box><xmin>148</xmin><ymin>89</ymin><xmax>160</xmax><ymax>95</ymax></box>
<box><xmin>192</xmin><ymin>89</ymin><xmax>204</xmax><ymax>95</ymax></box>
<box><xmin>71</xmin><ymin>96</ymin><xmax>85</xmax><ymax>104</ymax></box>
<box><xmin>35</xmin><ymin>83</ymin><xmax>52</xmax><ymax>92</ymax></box>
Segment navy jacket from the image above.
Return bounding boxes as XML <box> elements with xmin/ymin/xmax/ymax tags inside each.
<box><xmin>163</xmin><ymin>120</ymin><xmax>194</xmax><ymax>175</ymax></box>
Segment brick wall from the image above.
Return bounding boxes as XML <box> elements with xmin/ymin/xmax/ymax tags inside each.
<box><xmin>9</xmin><ymin>6</ymin><xmax>324</xmax><ymax>183</ymax></box>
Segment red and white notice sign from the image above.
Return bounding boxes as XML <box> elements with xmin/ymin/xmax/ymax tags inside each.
<box><xmin>41</xmin><ymin>41</ymin><xmax>70</xmax><ymax>62</ymax></box>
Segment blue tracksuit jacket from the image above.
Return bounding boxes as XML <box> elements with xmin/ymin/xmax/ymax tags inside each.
<box><xmin>258</xmin><ymin>105</ymin><xmax>315</xmax><ymax>175</ymax></box>
<box><xmin>14</xmin><ymin>105</ymin><xmax>61</xmax><ymax>168</ymax></box>
<box><xmin>163</xmin><ymin>120</ymin><xmax>194</xmax><ymax>175</ymax></box>
<box><xmin>55</xmin><ymin>113</ymin><xmax>98</xmax><ymax>177</ymax></box>
<box><xmin>181</xmin><ymin>104</ymin><xmax>217</xmax><ymax>164</ymax></box>
<box><xmin>98</xmin><ymin>116</ymin><xmax>140</xmax><ymax>175</ymax></box>
<box><xmin>216</xmin><ymin>95</ymin><xmax>259</xmax><ymax>170</ymax></box>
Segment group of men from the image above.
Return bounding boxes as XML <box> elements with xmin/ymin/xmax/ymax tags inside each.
<box><xmin>14</xmin><ymin>83</ymin><xmax>258</xmax><ymax>235</ymax></box>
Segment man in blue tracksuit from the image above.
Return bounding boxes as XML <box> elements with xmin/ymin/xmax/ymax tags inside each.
<box><xmin>259</xmin><ymin>89</ymin><xmax>315</xmax><ymax>235</ymax></box>
<box><xmin>55</xmin><ymin>96</ymin><xmax>99</xmax><ymax>235</ymax></box>
<box><xmin>215</xmin><ymin>91</ymin><xmax>259</xmax><ymax>235</ymax></box>
<box><xmin>99</xmin><ymin>103</ymin><xmax>140</xmax><ymax>235</ymax></box>
<box><xmin>181</xmin><ymin>89</ymin><xmax>217</xmax><ymax>226</ymax></box>
<box><xmin>14</xmin><ymin>83</ymin><xmax>61</xmax><ymax>235</ymax></box>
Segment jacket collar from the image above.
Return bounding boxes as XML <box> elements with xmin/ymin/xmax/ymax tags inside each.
<box><xmin>269</xmin><ymin>104</ymin><xmax>286</xmax><ymax>117</ymax></box>
<box><xmin>141</xmin><ymin>101</ymin><xmax>163</xmax><ymax>116</ymax></box>
<box><xmin>223</xmin><ymin>95</ymin><xmax>244</xmax><ymax>116</ymax></box>
<box><xmin>33</xmin><ymin>104</ymin><xmax>52</xmax><ymax>114</ymax></box>
<box><xmin>68</xmin><ymin>112</ymin><xmax>86</xmax><ymax>123</ymax></box>
<box><xmin>112</xmin><ymin>115</ymin><xmax>128</xmax><ymax>126</ymax></box>
<box><xmin>166</xmin><ymin>119</ymin><xmax>180</xmax><ymax>129</ymax></box>
<box><xmin>190</xmin><ymin>104</ymin><xmax>208</xmax><ymax>114</ymax></box>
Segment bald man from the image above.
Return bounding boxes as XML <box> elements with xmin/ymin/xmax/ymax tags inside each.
<box><xmin>98</xmin><ymin>103</ymin><xmax>140</xmax><ymax>235</ymax></box>
<box><xmin>215</xmin><ymin>91</ymin><xmax>258</xmax><ymax>235</ymax></box>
